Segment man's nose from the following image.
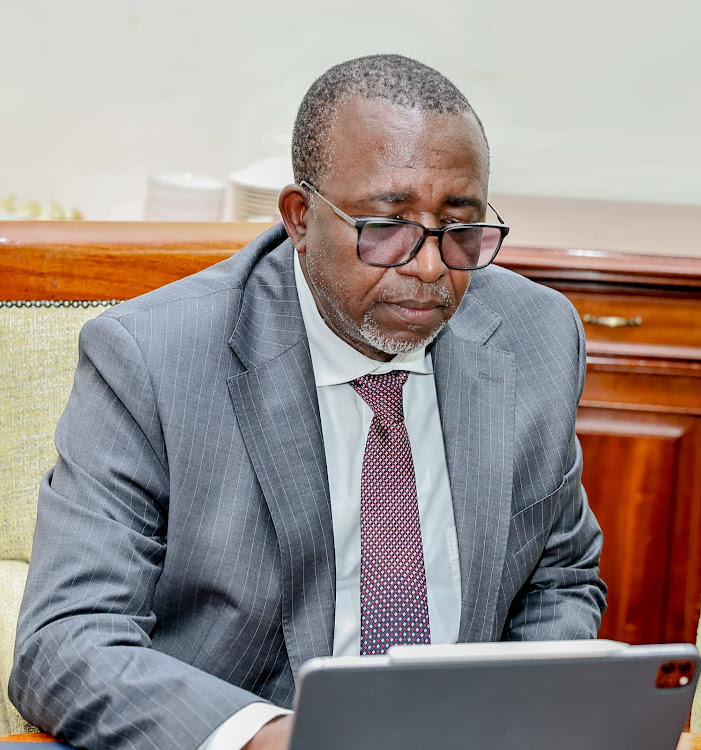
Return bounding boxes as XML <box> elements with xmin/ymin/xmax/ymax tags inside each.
<box><xmin>397</xmin><ymin>235</ymin><xmax>446</xmax><ymax>283</ymax></box>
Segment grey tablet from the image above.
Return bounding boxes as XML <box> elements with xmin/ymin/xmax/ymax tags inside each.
<box><xmin>289</xmin><ymin>641</ymin><xmax>699</xmax><ymax>750</ymax></box>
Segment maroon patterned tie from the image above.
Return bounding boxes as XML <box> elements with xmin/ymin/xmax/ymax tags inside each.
<box><xmin>350</xmin><ymin>370</ymin><xmax>431</xmax><ymax>655</ymax></box>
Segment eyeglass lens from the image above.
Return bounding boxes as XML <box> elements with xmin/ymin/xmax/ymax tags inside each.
<box><xmin>358</xmin><ymin>222</ymin><xmax>503</xmax><ymax>269</ymax></box>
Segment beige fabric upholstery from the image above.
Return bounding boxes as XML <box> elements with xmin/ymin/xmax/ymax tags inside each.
<box><xmin>0</xmin><ymin>561</ymin><xmax>33</xmax><ymax>733</ymax></box>
<box><xmin>692</xmin><ymin>614</ymin><xmax>701</xmax><ymax>732</ymax></box>
<box><xmin>0</xmin><ymin>301</ymin><xmax>116</xmax><ymax>733</ymax></box>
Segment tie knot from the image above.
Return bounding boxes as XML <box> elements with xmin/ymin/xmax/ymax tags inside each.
<box><xmin>350</xmin><ymin>370</ymin><xmax>408</xmax><ymax>426</ymax></box>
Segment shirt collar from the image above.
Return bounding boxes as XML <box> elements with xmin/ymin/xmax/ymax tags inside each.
<box><xmin>293</xmin><ymin>251</ymin><xmax>433</xmax><ymax>387</ymax></box>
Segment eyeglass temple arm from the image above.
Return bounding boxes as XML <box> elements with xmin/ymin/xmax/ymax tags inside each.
<box><xmin>300</xmin><ymin>181</ymin><xmax>357</xmax><ymax>227</ymax></box>
<box><xmin>487</xmin><ymin>201</ymin><xmax>508</xmax><ymax>227</ymax></box>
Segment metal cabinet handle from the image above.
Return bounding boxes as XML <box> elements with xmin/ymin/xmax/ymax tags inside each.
<box><xmin>583</xmin><ymin>314</ymin><xmax>643</xmax><ymax>328</ymax></box>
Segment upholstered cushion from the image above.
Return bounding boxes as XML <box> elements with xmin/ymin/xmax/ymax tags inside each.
<box><xmin>0</xmin><ymin>560</ymin><xmax>34</xmax><ymax>733</ymax></box>
<box><xmin>0</xmin><ymin>300</ymin><xmax>117</xmax><ymax>732</ymax></box>
<box><xmin>692</xmin><ymin>614</ymin><xmax>701</xmax><ymax>732</ymax></box>
<box><xmin>0</xmin><ymin>301</ymin><xmax>116</xmax><ymax>562</ymax></box>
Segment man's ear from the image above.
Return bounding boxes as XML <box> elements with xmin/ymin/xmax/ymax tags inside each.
<box><xmin>278</xmin><ymin>184</ymin><xmax>309</xmax><ymax>253</ymax></box>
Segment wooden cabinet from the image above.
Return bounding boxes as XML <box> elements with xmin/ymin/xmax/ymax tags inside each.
<box><xmin>2</xmin><ymin>222</ymin><xmax>699</xmax><ymax>646</ymax></box>
<box><xmin>496</xmin><ymin>247</ymin><xmax>701</xmax><ymax>645</ymax></box>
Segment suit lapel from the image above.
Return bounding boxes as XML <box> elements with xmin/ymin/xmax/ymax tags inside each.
<box><xmin>226</xmin><ymin>234</ymin><xmax>515</xmax><ymax>663</ymax></box>
<box><xmin>433</xmin><ymin>290</ymin><xmax>515</xmax><ymax>642</ymax></box>
<box><xmin>227</xmin><ymin>238</ymin><xmax>335</xmax><ymax>681</ymax></box>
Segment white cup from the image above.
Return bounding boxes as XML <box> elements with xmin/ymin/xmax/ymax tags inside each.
<box><xmin>145</xmin><ymin>172</ymin><xmax>225</xmax><ymax>221</ymax></box>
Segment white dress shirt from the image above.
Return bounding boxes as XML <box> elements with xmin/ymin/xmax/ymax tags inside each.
<box><xmin>202</xmin><ymin>252</ymin><xmax>461</xmax><ymax>749</ymax></box>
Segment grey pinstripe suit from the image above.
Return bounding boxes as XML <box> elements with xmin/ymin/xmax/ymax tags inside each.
<box><xmin>11</xmin><ymin>223</ymin><xmax>605</xmax><ymax>750</ymax></box>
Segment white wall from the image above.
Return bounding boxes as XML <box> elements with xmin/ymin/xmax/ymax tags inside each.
<box><xmin>1</xmin><ymin>0</ymin><xmax>699</xmax><ymax>223</ymax></box>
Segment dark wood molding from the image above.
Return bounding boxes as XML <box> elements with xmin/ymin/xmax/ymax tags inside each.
<box><xmin>497</xmin><ymin>245</ymin><xmax>701</xmax><ymax>288</ymax></box>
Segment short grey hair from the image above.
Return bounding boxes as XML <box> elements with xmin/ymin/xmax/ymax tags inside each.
<box><xmin>291</xmin><ymin>53</ymin><xmax>489</xmax><ymax>187</ymax></box>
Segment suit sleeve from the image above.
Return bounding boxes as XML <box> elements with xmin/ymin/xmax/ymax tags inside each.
<box><xmin>502</xmin><ymin>306</ymin><xmax>607</xmax><ymax>641</ymax></box>
<box><xmin>10</xmin><ymin>315</ymin><xmax>265</xmax><ymax>750</ymax></box>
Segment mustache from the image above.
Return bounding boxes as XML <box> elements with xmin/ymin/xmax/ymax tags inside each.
<box><xmin>376</xmin><ymin>283</ymin><xmax>453</xmax><ymax>306</ymax></box>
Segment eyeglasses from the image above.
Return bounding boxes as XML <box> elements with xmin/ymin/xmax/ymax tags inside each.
<box><xmin>301</xmin><ymin>181</ymin><xmax>509</xmax><ymax>271</ymax></box>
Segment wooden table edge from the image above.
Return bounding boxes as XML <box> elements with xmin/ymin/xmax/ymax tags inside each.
<box><xmin>0</xmin><ymin>734</ymin><xmax>58</xmax><ymax>742</ymax></box>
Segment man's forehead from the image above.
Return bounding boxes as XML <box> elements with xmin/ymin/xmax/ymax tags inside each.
<box><xmin>319</xmin><ymin>97</ymin><xmax>489</xmax><ymax>202</ymax></box>
<box><xmin>322</xmin><ymin>97</ymin><xmax>488</xmax><ymax>180</ymax></box>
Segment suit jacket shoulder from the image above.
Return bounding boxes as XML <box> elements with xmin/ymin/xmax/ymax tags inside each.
<box><xmin>458</xmin><ymin>263</ymin><xmax>585</xmax><ymax>398</ymax></box>
<box><xmin>467</xmin><ymin>263</ymin><xmax>581</xmax><ymax>344</ymax></box>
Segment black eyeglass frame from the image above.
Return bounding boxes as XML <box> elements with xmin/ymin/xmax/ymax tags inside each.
<box><xmin>300</xmin><ymin>180</ymin><xmax>510</xmax><ymax>271</ymax></box>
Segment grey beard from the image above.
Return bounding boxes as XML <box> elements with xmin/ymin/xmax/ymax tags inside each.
<box><xmin>359</xmin><ymin>310</ymin><xmax>447</xmax><ymax>355</ymax></box>
<box><xmin>304</xmin><ymin>251</ymin><xmax>451</xmax><ymax>355</ymax></box>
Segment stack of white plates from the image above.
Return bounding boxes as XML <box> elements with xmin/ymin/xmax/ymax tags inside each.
<box><xmin>229</xmin><ymin>157</ymin><xmax>294</xmax><ymax>222</ymax></box>
<box><xmin>145</xmin><ymin>173</ymin><xmax>226</xmax><ymax>221</ymax></box>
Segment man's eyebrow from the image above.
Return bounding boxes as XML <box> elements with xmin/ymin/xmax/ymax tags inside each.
<box><xmin>365</xmin><ymin>191</ymin><xmax>485</xmax><ymax>212</ymax></box>
<box><xmin>366</xmin><ymin>191</ymin><xmax>414</xmax><ymax>204</ymax></box>
<box><xmin>445</xmin><ymin>195</ymin><xmax>485</xmax><ymax>211</ymax></box>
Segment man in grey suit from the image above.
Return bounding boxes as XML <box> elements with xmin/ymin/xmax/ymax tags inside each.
<box><xmin>11</xmin><ymin>54</ymin><xmax>605</xmax><ymax>750</ymax></box>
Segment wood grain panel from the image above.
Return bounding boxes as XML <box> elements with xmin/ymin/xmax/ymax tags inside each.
<box><xmin>663</xmin><ymin>417</ymin><xmax>701</xmax><ymax>643</ymax></box>
<box><xmin>576</xmin><ymin>411</ymin><xmax>687</xmax><ymax>643</ymax></box>
<box><xmin>0</xmin><ymin>221</ymin><xmax>266</xmax><ymax>300</ymax></box>
<box><xmin>496</xmin><ymin>246</ymin><xmax>701</xmax><ymax>288</ymax></box>
<box><xmin>568</xmin><ymin>292</ymin><xmax>701</xmax><ymax>350</ymax></box>
<box><xmin>583</xmin><ymin>366</ymin><xmax>701</xmax><ymax>415</ymax></box>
